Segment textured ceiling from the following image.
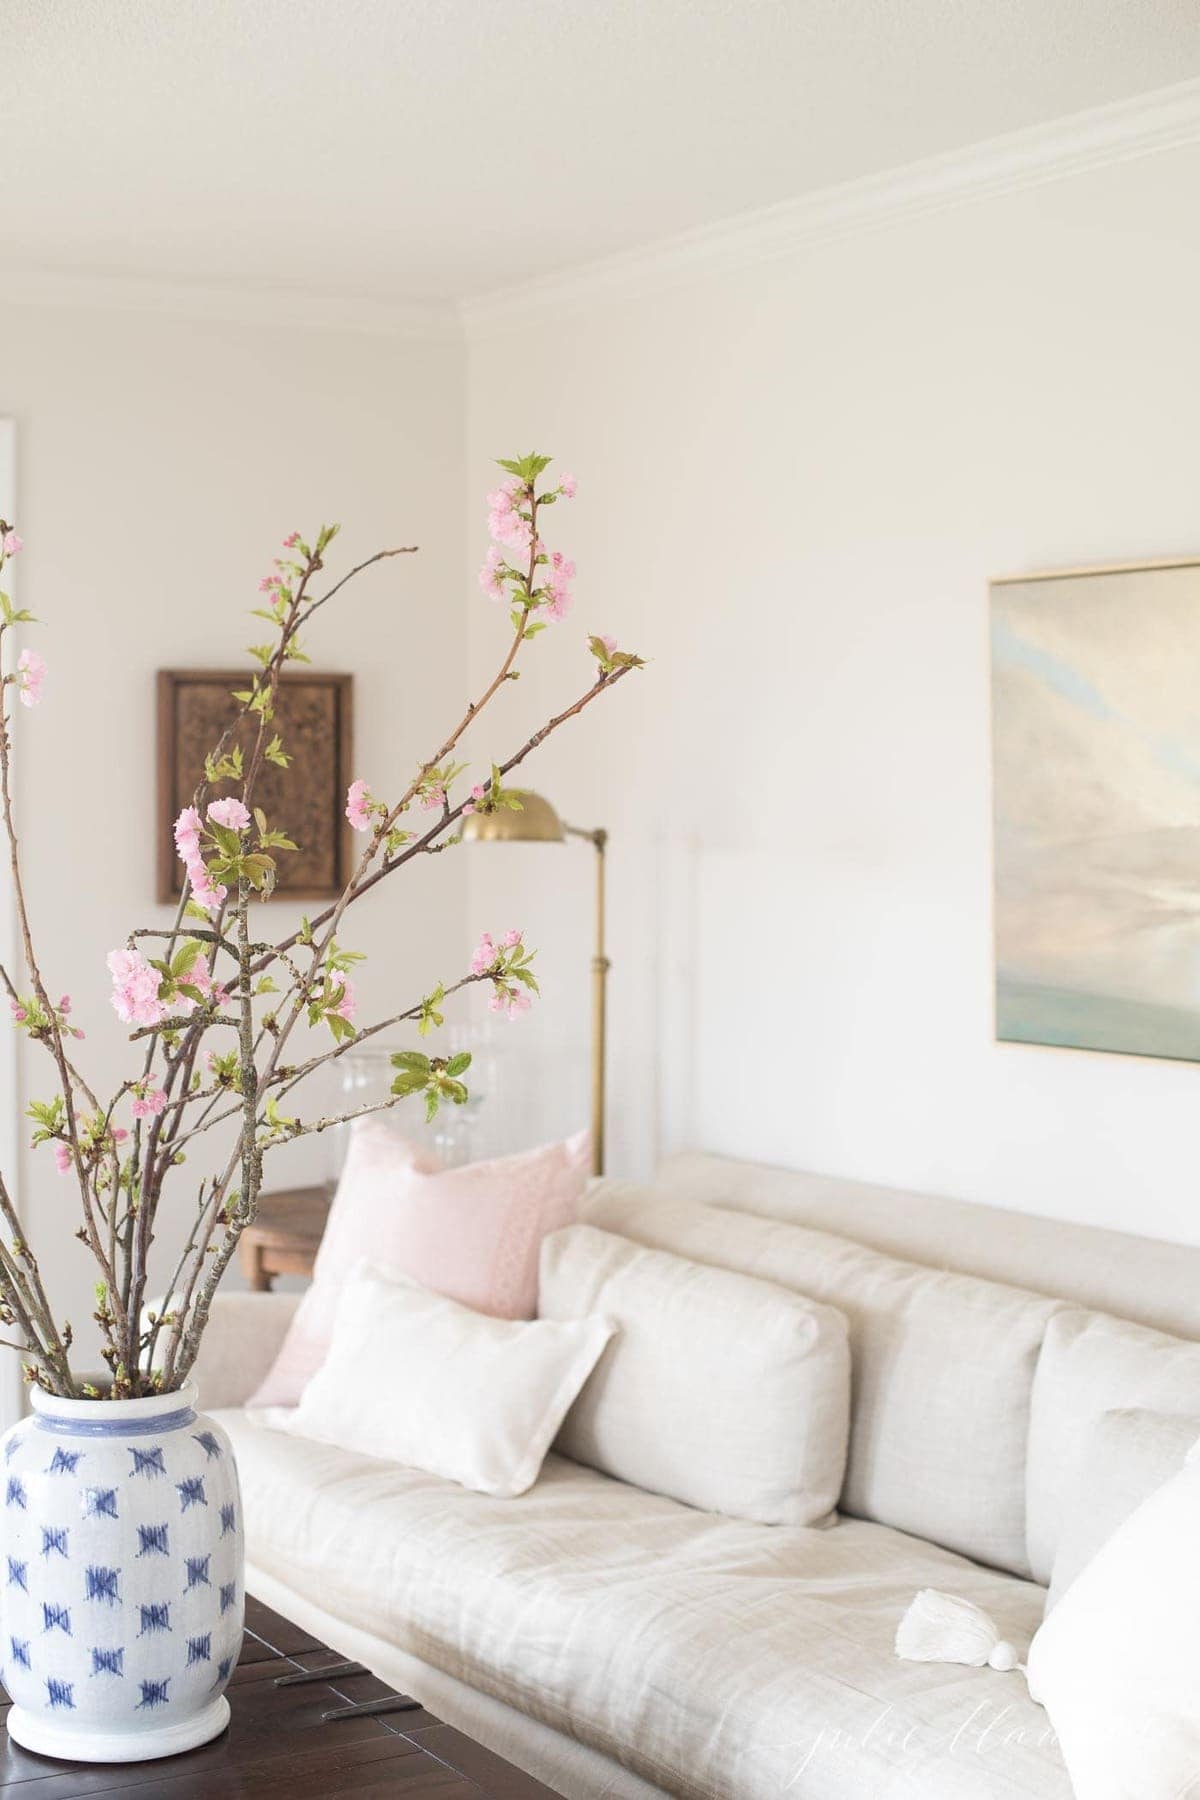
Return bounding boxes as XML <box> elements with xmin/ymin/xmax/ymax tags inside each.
<box><xmin>5</xmin><ymin>0</ymin><xmax>1199</xmax><ymax>303</ymax></box>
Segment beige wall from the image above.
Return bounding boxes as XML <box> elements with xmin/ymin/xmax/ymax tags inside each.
<box><xmin>2</xmin><ymin>299</ymin><xmax>466</xmax><ymax>1374</ymax></box>
<box><xmin>465</xmin><ymin>142</ymin><xmax>1200</xmax><ymax>1244</ymax></box>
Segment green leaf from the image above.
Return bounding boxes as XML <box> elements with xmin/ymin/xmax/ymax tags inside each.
<box><xmin>390</xmin><ymin>1050</ymin><xmax>430</xmax><ymax>1076</ymax></box>
<box><xmin>445</xmin><ymin>1052</ymin><xmax>472</xmax><ymax>1078</ymax></box>
<box><xmin>389</xmin><ymin>1071</ymin><xmax>427</xmax><ymax>1098</ymax></box>
<box><xmin>209</xmin><ymin>822</ymin><xmax>242</xmax><ymax>858</ymax></box>
<box><xmin>170</xmin><ymin>939</ymin><xmax>204</xmax><ymax>979</ymax></box>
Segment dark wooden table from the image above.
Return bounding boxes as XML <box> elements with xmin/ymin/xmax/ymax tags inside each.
<box><xmin>238</xmin><ymin>1184</ymin><xmax>333</xmax><ymax>1292</ymax></box>
<box><xmin>0</xmin><ymin>1595</ymin><xmax>562</xmax><ymax>1797</ymax></box>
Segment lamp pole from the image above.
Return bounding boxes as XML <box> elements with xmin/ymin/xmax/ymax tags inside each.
<box><xmin>564</xmin><ymin>824</ymin><xmax>608</xmax><ymax>1176</ymax></box>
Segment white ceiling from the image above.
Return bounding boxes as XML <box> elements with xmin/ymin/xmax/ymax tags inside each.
<box><xmin>5</xmin><ymin>0</ymin><xmax>1199</xmax><ymax>305</ymax></box>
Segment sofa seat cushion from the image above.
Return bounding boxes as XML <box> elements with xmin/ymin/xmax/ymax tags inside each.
<box><xmin>217</xmin><ymin>1408</ymin><xmax>1068</xmax><ymax>1800</ymax></box>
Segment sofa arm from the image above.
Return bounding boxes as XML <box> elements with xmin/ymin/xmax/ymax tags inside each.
<box><xmin>185</xmin><ymin>1291</ymin><xmax>301</xmax><ymax>1411</ymax></box>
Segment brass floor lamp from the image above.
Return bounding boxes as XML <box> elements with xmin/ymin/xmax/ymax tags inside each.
<box><xmin>461</xmin><ymin>792</ymin><xmax>608</xmax><ymax>1176</ymax></box>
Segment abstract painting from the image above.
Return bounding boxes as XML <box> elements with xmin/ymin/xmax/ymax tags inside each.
<box><xmin>991</xmin><ymin>558</ymin><xmax>1200</xmax><ymax>1063</ymax></box>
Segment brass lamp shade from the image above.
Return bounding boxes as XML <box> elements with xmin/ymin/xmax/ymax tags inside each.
<box><xmin>460</xmin><ymin>790</ymin><xmax>566</xmax><ymax>843</ymax></box>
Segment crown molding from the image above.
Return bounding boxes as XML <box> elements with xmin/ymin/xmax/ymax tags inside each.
<box><xmin>461</xmin><ymin>76</ymin><xmax>1200</xmax><ymax>337</ymax></box>
<box><xmin>0</xmin><ymin>267</ymin><xmax>461</xmax><ymax>341</ymax></box>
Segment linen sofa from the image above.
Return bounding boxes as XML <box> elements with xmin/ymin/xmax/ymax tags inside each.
<box><xmin>197</xmin><ymin>1153</ymin><xmax>1200</xmax><ymax>1799</ymax></box>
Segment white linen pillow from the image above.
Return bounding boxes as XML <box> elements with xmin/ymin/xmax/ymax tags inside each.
<box><xmin>288</xmin><ymin>1264</ymin><xmax>614</xmax><ymax>1497</ymax></box>
<box><xmin>1025</xmin><ymin>1307</ymin><xmax>1200</xmax><ymax>1584</ymax></box>
<box><xmin>539</xmin><ymin>1223</ymin><xmax>850</xmax><ymax>1526</ymax></box>
<box><xmin>1027</xmin><ymin>1443</ymin><xmax>1200</xmax><ymax>1800</ymax></box>
<box><xmin>1046</xmin><ymin>1407</ymin><xmax>1200</xmax><ymax>1610</ymax></box>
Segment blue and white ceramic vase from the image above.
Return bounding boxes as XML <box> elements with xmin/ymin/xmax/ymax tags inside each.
<box><xmin>0</xmin><ymin>1381</ymin><xmax>243</xmax><ymax>1762</ymax></box>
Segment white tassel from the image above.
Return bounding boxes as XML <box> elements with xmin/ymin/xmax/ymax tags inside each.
<box><xmin>895</xmin><ymin>1590</ymin><xmax>1020</xmax><ymax>1673</ymax></box>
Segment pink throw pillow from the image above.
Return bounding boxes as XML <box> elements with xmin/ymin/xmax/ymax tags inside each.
<box><xmin>248</xmin><ymin>1119</ymin><xmax>591</xmax><ymax>1407</ymax></box>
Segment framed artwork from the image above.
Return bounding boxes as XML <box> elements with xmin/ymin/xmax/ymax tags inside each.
<box><xmin>991</xmin><ymin>556</ymin><xmax>1200</xmax><ymax>1063</ymax></box>
<box><xmin>156</xmin><ymin>669</ymin><xmax>354</xmax><ymax>902</ymax></box>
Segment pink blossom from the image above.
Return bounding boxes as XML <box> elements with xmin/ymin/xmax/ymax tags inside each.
<box><xmin>544</xmin><ymin>574</ymin><xmax>573</xmax><ymax>622</ymax></box>
<box><xmin>189</xmin><ymin>862</ymin><xmax>227</xmax><ymax>916</ymax></box>
<box><xmin>541</xmin><ymin>551</ymin><xmax>576</xmax><ymax>621</ymax></box>
<box><xmin>108</xmin><ymin>948</ymin><xmax>167</xmax><ymax>1028</ymax></box>
<box><xmin>9</xmin><ymin>1002</ymin><xmax>25</xmax><ymax>1023</ymax></box>
<box><xmin>112</xmin><ymin>1128</ymin><xmax>129</xmax><ymax>1143</ymax></box>
<box><xmin>345</xmin><ymin>779</ymin><xmax>372</xmax><ymax>832</ymax></box>
<box><xmin>503</xmin><ymin>928</ymin><xmax>522</xmax><ymax>948</ymax></box>
<box><xmin>507</xmin><ymin>990</ymin><xmax>533</xmax><ymax>1020</ymax></box>
<box><xmin>174</xmin><ymin>804</ymin><xmax>226</xmax><ymax>912</ymax></box>
<box><xmin>53</xmin><ymin>1142</ymin><xmax>72</xmax><ymax>1175</ymax></box>
<box><xmin>173</xmin><ymin>805</ymin><xmax>203</xmax><ymax>861</ymax></box>
<box><xmin>3</xmin><ymin>531</ymin><xmax>23</xmax><ymax>556</ymax></box>
<box><xmin>487</xmin><ymin>482</ymin><xmax>533</xmax><ymax>553</ymax></box>
<box><xmin>420</xmin><ymin>785</ymin><xmax>446</xmax><ymax>812</ymax></box>
<box><xmin>330</xmin><ymin>973</ymin><xmax>356</xmax><ymax>1022</ymax></box>
<box><xmin>16</xmin><ymin>648</ymin><xmax>45</xmax><ymax>707</ymax></box>
<box><xmin>471</xmin><ymin>932</ymin><xmax>497</xmax><ymax>975</ymax></box>
<box><xmin>131</xmin><ymin>1087</ymin><xmax>167</xmax><ymax>1120</ymax></box>
<box><xmin>283</xmin><ymin>532</ymin><xmax>300</xmax><ymax>549</ymax></box>
<box><xmin>491</xmin><ymin>510</ymin><xmax>533</xmax><ymax>553</ymax></box>
<box><xmin>177</xmin><ymin>963</ymin><xmax>227</xmax><ymax>1014</ymax></box>
<box><xmin>478</xmin><ymin>545</ymin><xmax>506</xmax><ymax>602</ymax></box>
<box><xmin>207</xmin><ymin>796</ymin><xmax>251</xmax><ymax>832</ymax></box>
<box><xmin>560</xmin><ymin>474</ymin><xmax>577</xmax><ymax>499</ymax></box>
<box><xmin>488</xmin><ymin>992</ymin><xmax>504</xmax><ymax>1013</ymax></box>
<box><xmin>58</xmin><ymin>995</ymin><xmax>71</xmax><ymax>1013</ymax></box>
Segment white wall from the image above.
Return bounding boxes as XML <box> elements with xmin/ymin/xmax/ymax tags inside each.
<box><xmin>1</xmin><ymin>299</ymin><xmax>466</xmax><ymax>1364</ymax></box>
<box><xmin>465</xmin><ymin>142</ymin><xmax>1200</xmax><ymax>1244</ymax></box>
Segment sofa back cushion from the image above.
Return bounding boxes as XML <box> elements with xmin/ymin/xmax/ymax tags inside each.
<box><xmin>1046</xmin><ymin>1408</ymin><xmax>1200</xmax><ymax>1609</ymax></box>
<box><xmin>539</xmin><ymin>1224</ymin><xmax>850</xmax><ymax>1527</ymax></box>
<box><xmin>1026</xmin><ymin>1309</ymin><xmax>1200</xmax><ymax>1583</ymax></box>
<box><xmin>586</xmin><ymin>1186</ymin><xmax>1061</xmax><ymax>1575</ymax></box>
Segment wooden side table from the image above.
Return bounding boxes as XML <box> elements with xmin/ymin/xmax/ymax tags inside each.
<box><xmin>239</xmin><ymin>1182</ymin><xmax>334</xmax><ymax>1291</ymax></box>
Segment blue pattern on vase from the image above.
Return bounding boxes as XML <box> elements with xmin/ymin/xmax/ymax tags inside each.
<box><xmin>0</xmin><ymin>1393</ymin><xmax>243</xmax><ymax>1750</ymax></box>
<box><xmin>85</xmin><ymin>1566</ymin><xmax>121</xmax><ymax>1605</ymax></box>
<box><xmin>129</xmin><ymin>1448</ymin><xmax>166</xmax><ymax>1479</ymax></box>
